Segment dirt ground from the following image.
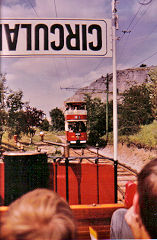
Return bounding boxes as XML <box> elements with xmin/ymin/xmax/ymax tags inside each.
<box><xmin>36</xmin><ymin>135</ymin><xmax>156</xmax><ymax>173</ymax></box>
<box><xmin>97</xmin><ymin>143</ymin><xmax>157</xmax><ymax>172</ymax></box>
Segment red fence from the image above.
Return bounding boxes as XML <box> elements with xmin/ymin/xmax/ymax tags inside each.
<box><xmin>0</xmin><ymin>162</ymin><xmax>115</xmax><ymax>206</ymax></box>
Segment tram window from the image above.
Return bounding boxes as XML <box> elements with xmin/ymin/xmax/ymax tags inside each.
<box><xmin>68</xmin><ymin>122</ymin><xmax>86</xmax><ymax>132</ymax></box>
<box><xmin>66</xmin><ymin>103</ymin><xmax>86</xmax><ymax>110</ymax></box>
<box><xmin>80</xmin><ymin>122</ymin><xmax>86</xmax><ymax>132</ymax></box>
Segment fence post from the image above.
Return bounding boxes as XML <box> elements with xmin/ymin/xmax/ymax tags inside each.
<box><xmin>64</xmin><ymin>143</ymin><xmax>69</xmax><ymax>158</ymax></box>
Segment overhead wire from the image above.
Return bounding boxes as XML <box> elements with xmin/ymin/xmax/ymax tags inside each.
<box><xmin>26</xmin><ymin>0</ymin><xmax>39</xmax><ymax>17</ymax></box>
<box><xmin>26</xmin><ymin>0</ymin><xmax>62</xmax><ymax>90</ymax></box>
<box><xmin>138</xmin><ymin>0</ymin><xmax>152</xmax><ymax>5</ymax></box>
<box><xmin>53</xmin><ymin>0</ymin><xmax>58</xmax><ymax>17</ymax></box>
<box><xmin>132</xmin><ymin>1</ymin><xmax>157</xmax><ymax>67</ymax></box>
<box><xmin>117</xmin><ymin>2</ymin><xmax>144</xmax><ymax>64</ymax></box>
<box><xmin>119</xmin><ymin>3</ymin><xmax>143</xmax><ymax>41</ymax></box>
<box><xmin>133</xmin><ymin>50</ymin><xmax>157</xmax><ymax>67</ymax></box>
<box><xmin>118</xmin><ymin>0</ymin><xmax>153</xmax><ymax>63</ymax></box>
<box><xmin>51</xmin><ymin>0</ymin><xmax>64</xmax><ymax>90</ymax></box>
<box><xmin>51</xmin><ymin>0</ymin><xmax>73</xmax><ymax>90</ymax></box>
<box><xmin>128</xmin><ymin>1</ymin><xmax>152</xmax><ymax>32</ymax></box>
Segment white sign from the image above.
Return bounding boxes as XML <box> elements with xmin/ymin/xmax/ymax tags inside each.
<box><xmin>0</xmin><ymin>18</ymin><xmax>112</xmax><ymax>57</ymax></box>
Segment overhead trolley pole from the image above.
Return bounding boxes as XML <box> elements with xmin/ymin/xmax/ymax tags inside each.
<box><xmin>112</xmin><ymin>0</ymin><xmax>118</xmax><ymax>202</ymax></box>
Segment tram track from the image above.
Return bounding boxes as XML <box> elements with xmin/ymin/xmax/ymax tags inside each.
<box><xmin>69</xmin><ymin>146</ymin><xmax>138</xmax><ymax>202</ymax></box>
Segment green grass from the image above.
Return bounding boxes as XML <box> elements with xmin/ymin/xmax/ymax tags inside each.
<box><xmin>1</xmin><ymin>129</ymin><xmax>64</xmax><ymax>152</ymax></box>
<box><xmin>101</xmin><ymin>120</ymin><xmax>157</xmax><ymax>149</ymax></box>
<box><xmin>118</xmin><ymin>120</ymin><xmax>157</xmax><ymax>149</ymax></box>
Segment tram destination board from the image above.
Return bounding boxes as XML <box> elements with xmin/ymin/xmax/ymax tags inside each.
<box><xmin>0</xmin><ymin>18</ymin><xmax>112</xmax><ymax>57</ymax></box>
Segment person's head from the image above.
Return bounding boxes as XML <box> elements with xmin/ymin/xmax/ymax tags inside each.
<box><xmin>1</xmin><ymin>189</ymin><xmax>76</xmax><ymax>240</ymax></box>
<box><xmin>136</xmin><ymin>158</ymin><xmax>157</xmax><ymax>239</ymax></box>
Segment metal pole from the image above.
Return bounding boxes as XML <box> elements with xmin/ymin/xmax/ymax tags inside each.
<box><xmin>112</xmin><ymin>0</ymin><xmax>118</xmax><ymax>203</ymax></box>
<box><xmin>112</xmin><ymin>0</ymin><xmax>118</xmax><ymax>162</ymax></box>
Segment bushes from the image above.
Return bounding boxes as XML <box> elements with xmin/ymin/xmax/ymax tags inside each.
<box><xmin>118</xmin><ymin>121</ymin><xmax>157</xmax><ymax>149</ymax></box>
<box><xmin>118</xmin><ymin>84</ymin><xmax>154</xmax><ymax>135</ymax></box>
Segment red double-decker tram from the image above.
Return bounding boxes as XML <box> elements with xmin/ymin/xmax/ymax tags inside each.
<box><xmin>64</xmin><ymin>101</ymin><xmax>87</xmax><ymax>145</ymax></box>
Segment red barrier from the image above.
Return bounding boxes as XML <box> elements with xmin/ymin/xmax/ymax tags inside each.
<box><xmin>0</xmin><ymin>162</ymin><xmax>115</xmax><ymax>205</ymax></box>
<box><xmin>125</xmin><ymin>180</ymin><xmax>137</xmax><ymax>208</ymax></box>
<box><xmin>51</xmin><ymin>163</ymin><xmax>114</xmax><ymax>205</ymax></box>
<box><xmin>0</xmin><ymin>162</ymin><xmax>4</xmax><ymax>205</ymax></box>
<box><xmin>56</xmin><ymin>163</ymin><xmax>67</xmax><ymax>200</ymax></box>
<box><xmin>98</xmin><ymin>164</ymin><xmax>115</xmax><ymax>203</ymax></box>
<box><xmin>79</xmin><ymin>164</ymin><xmax>98</xmax><ymax>204</ymax></box>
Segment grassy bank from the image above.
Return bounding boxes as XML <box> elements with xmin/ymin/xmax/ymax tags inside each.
<box><xmin>106</xmin><ymin>120</ymin><xmax>157</xmax><ymax>149</ymax></box>
<box><xmin>1</xmin><ymin>129</ymin><xmax>64</xmax><ymax>152</ymax></box>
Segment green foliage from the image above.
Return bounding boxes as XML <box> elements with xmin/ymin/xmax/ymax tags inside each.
<box><xmin>6</xmin><ymin>90</ymin><xmax>45</xmax><ymax>140</ymax></box>
<box><xmin>2</xmin><ymin>129</ymin><xmax>62</xmax><ymax>152</ymax></box>
<box><xmin>118</xmin><ymin>84</ymin><xmax>154</xmax><ymax>135</ymax></box>
<box><xmin>0</xmin><ymin>74</ymin><xmax>7</xmax><ymax>147</ymax></box>
<box><xmin>85</xmin><ymin>95</ymin><xmax>113</xmax><ymax>145</ymax></box>
<box><xmin>7</xmin><ymin>110</ymin><xmax>26</xmax><ymax>138</ymax></box>
<box><xmin>24</xmin><ymin>104</ymin><xmax>45</xmax><ymax>140</ymax></box>
<box><xmin>118</xmin><ymin>120</ymin><xmax>157</xmax><ymax>149</ymax></box>
<box><xmin>147</xmin><ymin>68</ymin><xmax>157</xmax><ymax>119</ymax></box>
<box><xmin>6</xmin><ymin>90</ymin><xmax>25</xmax><ymax>138</ymax></box>
<box><xmin>40</xmin><ymin>118</ymin><xmax>50</xmax><ymax>131</ymax></box>
<box><xmin>49</xmin><ymin>107</ymin><xmax>65</xmax><ymax>131</ymax></box>
<box><xmin>6</xmin><ymin>90</ymin><xmax>24</xmax><ymax>111</ymax></box>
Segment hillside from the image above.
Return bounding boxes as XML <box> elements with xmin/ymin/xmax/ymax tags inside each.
<box><xmin>66</xmin><ymin>66</ymin><xmax>156</xmax><ymax>103</ymax></box>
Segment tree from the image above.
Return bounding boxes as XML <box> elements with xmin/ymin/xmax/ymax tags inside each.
<box><xmin>6</xmin><ymin>90</ymin><xmax>45</xmax><ymax>142</ymax></box>
<box><xmin>40</xmin><ymin>118</ymin><xmax>50</xmax><ymax>131</ymax></box>
<box><xmin>85</xmin><ymin>95</ymin><xmax>113</xmax><ymax>145</ymax></box>
<box><xmin>0</xmin><ymin>74</ymin><xmax>7</xmax><ymax>149</ymax></box>
<box><xmin>49</xmin><ymin>107</ymin><xmax>64</xmax><ymax>131</ymax></box>
<box><xmin>6</xmin><ymin>90</ymin><xmax>25</xmax><ymax>139</ymax></box>
<box><xmin>119</xmin><ymin>84</ymin><xmax>154</xmax><ymax>135</ymax></box>
<box><xmin>24</xmin><ymin>105</ymin><xmax>45</xmax><ymax>143</ymax></box>
<box><xmin>140</xmin><ymin>64</ymin><xmax>147</xmax><ymax>68</ymax></box>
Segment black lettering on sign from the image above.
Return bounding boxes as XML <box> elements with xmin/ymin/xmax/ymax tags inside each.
<box><xmin>4</xmin><ymin>24</ymin><xmax>19</xmax><ymax>51</ymax></box>
<box><xmin>82</xmin><ymin>25</ymin><xmax>87</xmax><ymax>50</ymax></box>
<box><xmin>35</xmin><ymin>24</ymin><xmax>48</xmax><ymax>50</ymax></box>
<box><xmin>88</xmin><ymin>24</ymin><xmax>102</xmax><ymax>51</ymax></box>
<box><xmin>50</xmin><ymin>24</ymin><xmax>64</xmax><ymax>50</ymax></box>
<box><xmin>21</xmin><ymin>24</ymin><xmax>32</xmax><ymax>50</ymax></box>
<box><xmin>66</xmin><ymin>24</ymin><xmax>80</xmax><ymax>50</ymax></box>
<box><xmin>0</xmin><ymin>25</ymin><xmax>2</xmax><ymax>50</ymax></box>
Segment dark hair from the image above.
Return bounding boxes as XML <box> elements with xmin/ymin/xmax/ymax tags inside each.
<box><xmin>137</xmin><ymin>158</ymin><xmax>157</xmax><ymax>239</ymax></box>
<box><xmin>1</xmin><ymin>189</ymin><xmax>76</xmax><ymax>240</ymax></box>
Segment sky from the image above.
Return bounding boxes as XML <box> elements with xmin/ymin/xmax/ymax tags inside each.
<box><xmin>0</xmin><ymin>0</ymin><xmax>157</xmax><ymax>117</ymax></box>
